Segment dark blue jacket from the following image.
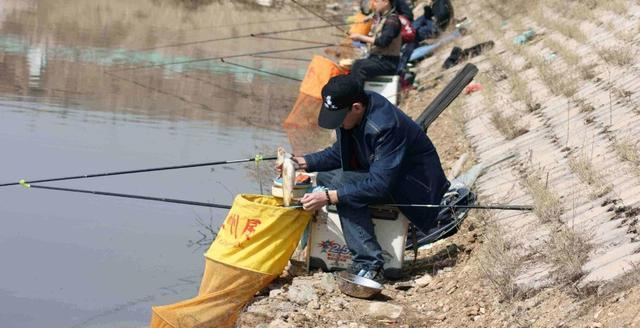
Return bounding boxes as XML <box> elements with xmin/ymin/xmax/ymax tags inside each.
<box><xmin>304</xmin><ymin>92</ymin><xmax>449</xmax><ymax>229</ymax></box>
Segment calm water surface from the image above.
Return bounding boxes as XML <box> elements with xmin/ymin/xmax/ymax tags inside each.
<box><xmin>0</xmin><ymin>1</ymin><xmax>336</xmax><ymax>327</ymax></box>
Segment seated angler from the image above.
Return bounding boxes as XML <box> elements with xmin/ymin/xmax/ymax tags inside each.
<box><xmin>291</xmin><ymin>75</ymin><xmax>450</xmax><ymax>281</ymax></box>
<box><xmin>348</xmin><ymin>0</ymin><xmax>402</xmax><ymax>84</ymax></box>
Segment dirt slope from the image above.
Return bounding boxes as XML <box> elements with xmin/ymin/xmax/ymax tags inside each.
<box><xmin>237</xmin><ymin>1</ymin><xmax>640</xmax><ymax>327</ymax></box>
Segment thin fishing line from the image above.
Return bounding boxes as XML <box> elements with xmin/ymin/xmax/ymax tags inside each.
<box><xmin>1</xmin><ymin>156</ymin><xmax>276</xmax><ymax>187</ymax></box>
<box><xmin>103</xmin><ymin>70</ymin><xmax>226</xmax><ymax>110</ymax></box>
<box><xmin>251</xmin><ymin>34</ymin><xmax>336</xmax><ymax>46</ymax></box>
<box><xmin>178</xmin><ymin>14</ymin><xmax>347</xmax><ymax>32</ymax></box>
<box><xmin>290</xmin><ymin>0</ymin><xmax>348</xmax><ymax>34</ymax></box>
<box><xmin>116</xmin><ymin>44</ymin><xmax>333</xmax><ymax>72</ymax></box>
<box><xmin>219</xmin><ymin>58</ymin><xmax>302</xmax><ymax>82</ymax></box>
<box><xmin>137</xmin><ymin>22</ymin><xmax>351</xmax><ymax>52</ymax></box>
<box><xmin>104</xmin><ymin>69</ymin><xmax>293</xmax><ymax>129</ymax></box>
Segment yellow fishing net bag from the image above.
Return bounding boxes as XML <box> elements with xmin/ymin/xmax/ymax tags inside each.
<box><xmin>150</xmin><ymin>194</ymin><xmax>312</xmax><ymax>328</ymax></box>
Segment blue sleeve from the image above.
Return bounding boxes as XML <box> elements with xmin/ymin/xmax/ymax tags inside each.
<box><xmin>337</xmin><ymin>125</ymin><xmax>407</xmax><ymax>207</ymax></box>
<box><xmin>303</xmin><ymin>141</ymin><xmax>341</xmax><ymax>172</ymax></box>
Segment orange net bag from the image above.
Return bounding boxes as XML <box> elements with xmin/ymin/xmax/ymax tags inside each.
<box><xmin>299</xmin><ymin>55</ymin><xmax>345</xmax><ymax>99</ymax></box>
<box><xmin>348</xmin><ymin>12</ymin><xmax>373</xmax><ymax>36</ymax></box>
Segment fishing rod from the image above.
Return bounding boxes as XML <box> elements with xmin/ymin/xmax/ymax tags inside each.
<box><xmin>286</xmin><ymin>203</ymin><xmax>534</xmax><ymax>211</ymax></box>
<box><xmin>386</xmin><ymin>203</ymin><xmax>534</xmax><ymax>211</ymax></box>
<box><xmin>22</xmin><ymin>182</ymin><xmax>534</xmax><ymax>212</ymax></box>
<box><xmin>23</xmin><ymin>184</ymin><xmax>233</xmax><ymax>210</ymax></box>
<box><xmin>251</xmin><ymin>34</ymin><xmax>335</xmax><ymax>46</ymax></box>
<box><xmin>251</xmin><ymin>54</ymin><xmax>311</xmax><ymax>62</ymax></box>
<box><xmin>0</xmin><ymin>155</ymin><xmax>276</xmax><ymax>188</ymax></box>
<box><xmin>219</xmin><ymin>58</ymin><xmax>303</xmax><ymax>82</ymax></box>
<box><xmin>137</xmin><ymin>22</ymin><xmax>352</xmax><ymax>52</ymax></box>
<box><xmin>290</xmin><ymin>0</ymin><xmax>349</xmax><ymax>34</ymax></box>
<box><xmin>116</xmin><ymin>44</ymin><xmax>333</xmax><ymax>72</ymax></box>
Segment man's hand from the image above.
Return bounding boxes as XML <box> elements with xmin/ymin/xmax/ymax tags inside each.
<box><xmin>301</xmin><ymin>190</ymin><xmax>338</xmax><ymax>211</ymax></box>
<box><xmin>349</xmin><ymin>33</ymin><xmax>374</xmax><ymax>44</ymax></box>
<box><xmin>301</xmin><ymin>191</ymin><xmax>328</xmax><ymax>211</ymax></box>
<box><xmin>349</xmin><ymin>33</ymin><xmax>364</xmax><ymax>42</ymax></box>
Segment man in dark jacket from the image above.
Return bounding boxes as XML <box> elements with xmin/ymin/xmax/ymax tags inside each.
<box><xmin>294</xmin><ymin>75</ymin><xmax>449</xmax><ymax>280</ymax></box>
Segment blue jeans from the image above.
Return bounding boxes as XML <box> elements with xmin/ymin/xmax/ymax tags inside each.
<box><xmin>317</xmin><ymin>170</ymin><xmax>388</xmax><ymax>272</ymax></box>
<box><xmin>413</xmin><ymin>16</ymin><xmax>439</xmax><ymax>42</ymax></box>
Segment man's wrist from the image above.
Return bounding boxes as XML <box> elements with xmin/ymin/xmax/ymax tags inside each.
<box><xmin>328</xmin><ymin>190</ymin><xmax>339</xmax><ymax>204</ymax></box>
<box><xmin>292</xmin><ymin>156</ymin><xmax>307</xmax><ymax>170</ymax></box>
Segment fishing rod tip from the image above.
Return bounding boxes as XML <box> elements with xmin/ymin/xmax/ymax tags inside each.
<box><xmin>19</xmin><ymin>179</ymin><xmax>31</xmax><ymax>189</ymax></box>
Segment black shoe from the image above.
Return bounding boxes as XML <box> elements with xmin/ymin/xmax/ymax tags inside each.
<box><xmin>442</xmin><ymin>46</ymin><xmax>463</xmax><ymax>69</ymax></box>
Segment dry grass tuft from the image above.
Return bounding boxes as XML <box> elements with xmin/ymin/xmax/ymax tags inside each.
<box><xmin>568</xmin><ymin>154</ymin><xmax>613</xmax><ymax>199</ymax></box>
<box><xmin>536</xmin><ymin>60</ymin><xmax>579</xmax><ymax>98</ymax></box>
<box><xmin>543</xmin><ymin>37</ymin><xmax>596</xmax><ymax>80</ymax></box>
<box><xmin>508</xmin><ymin>66</ymin><xmax>538</xmax><ymax>110</ymax></box>
<box><xmin>598</xmin><ymin>262</ymin><xmax>640</xmax><ymax>296</ymax></box>
<box><xmin>601</xmin><ymin>0</ymin><xmax>629</xmax><ymax>15</ymax></box>
<box><xmin>490</xmin><ymin>110</ymin><xmax>529</xmax><ymax>140</ymax></box>
<box><xmin>547</xmin><ymin>0</ymin><xmax>596</xmax><ymax>20</ymax></box>
<box><xmin>521</xmin><ymin>169</ymin><xmax>564</xmax><ymax>222</ymax></box>
<box><xmin>535</xmin><ymin>14</ymin><xmax>587</xmax><ymax>43</ymax></box>
<box><xmin>598</xmin><ymin>45</ymin><xmax>637</xmax><ymax>67</ymax></box>
<box><xmin>615</xmin><ymin>27</ymin><xmax>639</xmax><ymax>43</ymax></box>
<box><xmin>615</xmin><ymin>138</ymin><xmax>640</xmax><ymax>164</ymax></box>
<box><xmin>576</xmin><ymin>99</ymin><xmax>595</xmax><ymax>113</ymax></box>
<box><xmin>478</xmin><ymin>72</ymin><xmax>529</xmax><ymax>140</ymax></box>
<box><xmin>544</xmin><ymin>225</ymin><xmax>593</xmax><ymax>283</ymax></box>
<box><xmin>478</xmin><ymin>220</ymin><xmax>525</xmax><ymax>301</ymax></box>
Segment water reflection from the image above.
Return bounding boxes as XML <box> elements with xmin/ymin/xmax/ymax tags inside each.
<box><xmin>0</xmin><ymin>0</ymin><xmax>335</xmax><ymax>327</ymax></box>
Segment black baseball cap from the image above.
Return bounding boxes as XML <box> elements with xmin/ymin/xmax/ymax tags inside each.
<box><xmin>318</xmin><ymin>74</ymin><xmax>366</xmax><ymax>129</ymax></box>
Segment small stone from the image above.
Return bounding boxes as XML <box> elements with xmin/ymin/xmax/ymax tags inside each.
<box><xmin>291</xmin><ymin>313</ymin><xmax>306</xmax><ymax>323</ymax></box>
<box><xmin>276</xmin><ymin>301</ymin><xmax>296</xmax><ymax>313</ymax></box>
<box><xmin>414</xmin><ymin>273</ymin><xmax>433</xmax><ymax>287</ymax></box>
<box><xmin>269</xmin><ymin>289</ymin><xmax>285</xmax><ymax>298</ymax></box>
<box><xmin>307</xmin><ymin>300</ymin><xmax>320</xmax><ymax>311</ymax></box>
<box><xmin>479</xmin><ymin>307</ymin><xmax>486</xmax><ymax>314</ymax></box>
<box><xmin>268</xmin><ymin>319</ymin><xmax>293</xmax><ymax>328</ymax></box>
<box><xmin>434</xmin><ymin>313</ymin><xmax>447</xmax><ymax>321</ymax></box>
<box><xmin>287</xmin><ymin>281</ymin><xmax>318</xmax><ymax>305</ymax></box>
<box><xmin>442</xmin><ymin>305</ymin><xmax>450</xmax><ymax>312</ymax></box>
<box><xmin>594</xmin><ymin>309</ymin><xmax>603</xmax><ymax>319</ymax></box>
<box><xmin>473</xmin><ymin>315</ymin><xmax>481</xmax><ymax>321</ymax></box>
<box><xmin>466</xmin><ymin>305</ymin><xmax>479</xmax><ymax>316</ymax></box>
<box><xmin>590</xmin><ymin>323</ymin><xmax>603</xmax><ymax>328</ymax></box>
<box><xmin>366</xmin><ymin>302</ymin><xmax>404</xmax><ymax>319</ymax></box>
<box><xmin>319</xmin><ymin>273</ymin><xmax>337</xmax><ymax>292</ymax></box>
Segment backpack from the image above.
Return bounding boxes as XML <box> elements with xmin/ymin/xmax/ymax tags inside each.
<box><xmin>398</xmin><ymin>15</ymin><xmax>416</xmax><ymax>43</ymax></box>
